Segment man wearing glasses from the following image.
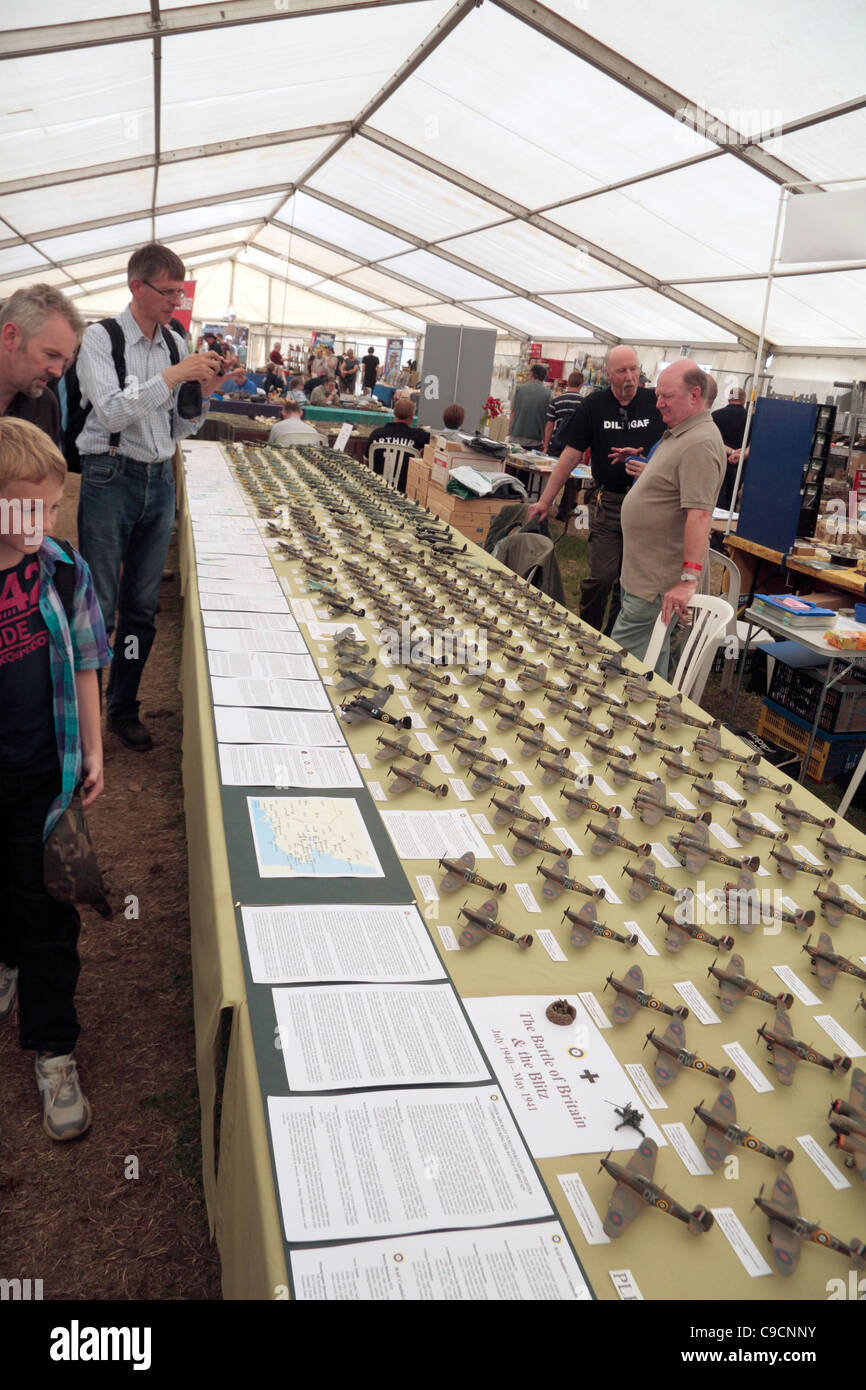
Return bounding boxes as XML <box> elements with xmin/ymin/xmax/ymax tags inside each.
<box><xmin>528</xmin><ymin>345</ymin><xmax>664</xmax><ymax>635</ymax></box>
<box><xmin>76</xmin><ymin>242</ymin><xmax>227</xmax><ymax>750</ymax></box>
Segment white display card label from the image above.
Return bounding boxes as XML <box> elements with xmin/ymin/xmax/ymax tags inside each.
<box><xmin>673</xmin><ymin>981</ymin><xmax>720</xmax><ymax>1024</ymax></box>
<box><xmin>710</xmin><ymin>1208</ymin><xmax>772</xmax><ymax>1277</ymax></box>
<box><xmin>795</xmin><ymin>1134</ymin><xmax>851</xmax><ymax>1190</ymax></box>
<box><xmin>624</xmin><ymin>1064</ymin><xmax>666</xmax><ymax>1110</ymax></box>
<box><xmin>722</xmin><ymin>1042</ymin><xmax>774</xmax><ymax>1093</ymax></box>
<box><xmin>662</xmin><ymin>1122</ymin><xmax>713</xmax><ymax>1176</ymax></box>
<box><xmin>557</xmin><ymin>1174</ymin><xmax>610</xmax><ymax>1245</ymax></box>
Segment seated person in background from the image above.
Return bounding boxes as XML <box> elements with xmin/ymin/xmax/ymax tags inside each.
<box><xmin>226</xmin><ymin>369</ymin><xmax>260</xmax><ymax>397</ymax></box>
<box><xmin>437</xmin><ymin>403</ymin><xmax>465</xmax><ymax>440</ymax></box>
<box><xmin>310</xmin><ymin>378</ymin><xmax>338</xmax><ymax>407</ymax></box>
<box><xmin>286</xmin><ymin>376</ymin><xmax>307</xmax><ymax>404</ymax></box>
<box><xmin>367</xmin><ymin>396</ymin><xmax>429</xmax><ymax>461</ymax></box>
<box><xmin>303</xmin><ymin>370</ymin><xmax>328</xmax><ymax>398</ymax></box>
<box><xmin>262</xmin><ymin>365</ymin><xmax>285</xmax><ymax>397</ymax></box>
<box><xmin>267</xmin><ymin>401</ymin><xmax>321</xmax><ymax>446</ymax></box>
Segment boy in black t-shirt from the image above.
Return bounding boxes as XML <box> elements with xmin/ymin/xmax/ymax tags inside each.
<box><xmin>0</xmin><ymin>418</ymin><xmax>111</xmax><ymax>1140</ymax></box>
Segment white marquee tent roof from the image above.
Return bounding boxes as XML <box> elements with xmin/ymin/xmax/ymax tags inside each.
<box><xmin>2</xmin><ymin>0</ymin><xmax>865</xmax><ymax>351</ymax></box>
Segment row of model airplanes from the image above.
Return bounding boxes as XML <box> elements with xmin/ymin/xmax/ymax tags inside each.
<box><xmin>246</xmin><ymin>451</ymin><xmax>866</xmax><ymax>1281</ymax></box>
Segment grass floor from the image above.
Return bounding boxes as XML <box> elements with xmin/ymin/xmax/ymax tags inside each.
<box><xmin>549</xmin><ymin>519</ymin><xmax>866</xmax><ymax>834</ymax></box>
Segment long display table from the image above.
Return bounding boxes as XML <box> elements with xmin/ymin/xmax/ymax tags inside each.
<box><xmin>179</xmin><ymin>439</ymin><xmax>866</xmax><ymax>1303</ymax></box>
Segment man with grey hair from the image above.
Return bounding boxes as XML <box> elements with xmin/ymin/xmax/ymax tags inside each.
<box><xmin>611</xmin><ymin>360</ymin><xmax>726</xmax><ymax>676</ymax></box>
<box><xmin>529</xmin><ymin>345</ymin><xmax>664</xmax><ymax>633</ymax></box>
<box><xmin>0</xmin><ymin>285</ymin><xmax>84</xmax><ymax>445</ymax></box>
<box><xmin>713</xmin><ymin>385</ymin><xmax>748</xmax><ymax>511</ymax></box>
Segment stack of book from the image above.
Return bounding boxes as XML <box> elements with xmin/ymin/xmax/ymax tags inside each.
<box><xmin>751</xmin><ymin>594</ymin><xmax>838</xmax><ymax>631</ymax></box>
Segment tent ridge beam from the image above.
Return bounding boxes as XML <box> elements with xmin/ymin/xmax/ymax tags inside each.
<box><xmin>0</xmin><ymin>126</ymin><xmax>350</xmax><ymax>199</ymax></box>
<box><xmin>356</xmin><ymin>126</ymin><xmax>756</xmax><ymax>347</ymax></box>
<box><xmin>298</xmin><ymin>188</ymin><xmax>616</xmax><ymax>341</ymax></box>
<box><xmin>1</xmin><ymin>0</ymin><xmax>422</xmax><ymax>58</ymax></box>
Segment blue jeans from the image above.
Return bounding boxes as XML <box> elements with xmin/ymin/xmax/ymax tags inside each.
<box><xmin>77</xmin><ymin>454</ymin><xmax>175</xmax><ymax>721</ymax></box>
<box><xmin>610</xmin><ymin>587</ymin><xmax>679</xmax><ymax>679</ymax></box>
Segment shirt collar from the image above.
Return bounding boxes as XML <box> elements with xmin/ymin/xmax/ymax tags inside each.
<box><xmin>664</xmin><ymin>410</ymin><xmax>710</xmax><ymax>439</ymax></box>
<box><xmin>119</xmin><ymin>303</ymin><xmax>166</xmax><ymax>349</ymax></box>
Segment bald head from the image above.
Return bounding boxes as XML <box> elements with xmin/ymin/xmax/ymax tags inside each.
<box><xmin>605</xmin><ymin>345</ymin><xmax>640</xmax><ymax>406</ymax></box>
<box><xmin>655</xmin><ymin>359</ymin><xmax>708</xmax><ymax>429</ymax></box>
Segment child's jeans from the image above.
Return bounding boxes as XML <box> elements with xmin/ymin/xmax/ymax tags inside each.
<box><xmin>0</xmin><ymin>768</ymin><xmax>81</xmax><ymax>1054</ymax></box>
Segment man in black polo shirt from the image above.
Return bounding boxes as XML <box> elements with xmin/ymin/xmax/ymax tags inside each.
<box><xmin>529</xmin><ymin>345</ymin><xmax>664</xmax><ymax>634</ymax></box>
<box><xmin>0</xmin><ymin>285</ymin><xmax>83</xmax><ymax>446</ymax></box>
<box><xmin>712</xmin><ymin>387</ymin><xmax>748</xmax><ymax>511</ymax></box>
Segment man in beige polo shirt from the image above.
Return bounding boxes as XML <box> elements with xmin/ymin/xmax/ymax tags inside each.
<box><xmin>611</xmin><ymin>360</ymin><xmax>726</xmax><ymax>676</ymax></box>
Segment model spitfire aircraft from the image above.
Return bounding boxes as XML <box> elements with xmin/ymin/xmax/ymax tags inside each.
<box><xmin>490</xmin><ymin>791</ymin><xmax>549</xmax><ymax>830</ymax></box>
<box><xmin>828</xmin><ymin>1068</ymin><xmax>866</xmax><ymax>1184</ymax></box>
<box><xmin>458</xmin><ymin>898</ymin><xmax>533</xmax><ymax>950</ymax></box>
<box><xmin>736</xmin><ymin>763</ymin><xmax>791</xmax><ymax>797</ymax></box>
<box><xmin>668</xmin><ymin>820</ymin><xmax>760</xmax><ymax>875</ymax></box>
<box><xmin>802</xmin><ymin>933</ymin><xmax>866</xmax><ymax>990</ymax></box>
<box><xmin>604</xmin><ymin>964</ymin><xmax>689</xmax><ymax>1025</ymax></box>
<box><xmin>723</xmin><ymin>868</ymin><xmax>815</xmax><ymax>934</ymax></box>
<box><xmin>622</xmin><ymin>856</ymin><xmax>687</xmax><ymax>905</ymax></box>
<box><xmin>375</xmin><ymin>733</ymin><xmax>431</xmax><ymax>766</ymax></box>
<box><xmin>535</xmin><ymin>856</ymin><xmax>605</xmax><ymax>902</ymax></box>
<box><xmin>692</xmin><ymin>725</ymin><xmax>760</xmax><ymax>767</ymax></box>
<box><xmin>692</xmin><ymin>1088</ymin><xmax>794</xmax><ymax>1169</ymax></box>
<box><xmin>657</xmin><ymin>906</ymin><xmax>734</xmax><ymax>955</ymax></box>
<box><xmin>817</xmin><ymin>827</ymin><xmax>866</xmax><ymax>865</ymax></box>
<box><xmin>587</xmin><ymin>815</ymin><xmax>651</xmax><ymax>859</ymax></box>
<box><xmin>507</xmin><ymin>823</ymin><xmax>569</xmax><ymax>859</ymax></box>
<box><xmin>754</xmin><ymin>1171</ymin><xmax>865</xmax><ymax>1276</ymax></box>
<box><xmin>757</xmin><ymin>1006</ymin><xmax>851</xmax><ymax>1085</ymax></box>
<box><xmin>632</xmin><ymin>779</ymin><xmax>711</xmax><ymax>829</ymax></box>
<box><xmin>774</xmin><ymin>797</ymin><xmax>834</xmax><ymax>833</ymax></box>
<box><xmin>564</xmin><ymin>901</ymin><xmax>638</xmax><ymax>950</ymax></box>
<box><xmin>708</xmin><ymin>954</ymin><xmax>794</xmax><ymax>1013</ymax></box>
<box><xmin>813</xmin><ymin>882</ymin><xmax>866</xmax><ymax>927</ymax></box>
<box><xmin>729</xmin><ymin>810</ymin><xmax>788</xmax><ymax>845</ymax></box>
<box><xmin>644</xmin><ymin>1019</ymin><xmax>736</xmax><ymax>1088</ymax></box>
<box><xmin>770</xmin><ymin>842</ymin><xmax>834</xmax><ymax>881</ymax></box>
<box><xmin>438</xmin><ymin>853</ymin><xmax>506</xmax><ymax>896</ymax></box>
<box><xmin>601</xmin><ymin>1139</ymin><xmax>714</xmax><ymax>1238</ymax></box>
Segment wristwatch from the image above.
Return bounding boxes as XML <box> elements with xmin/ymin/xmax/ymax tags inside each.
<box><xmin>679</xmin><ymin>572</ymin><xmax>699</xmax><ymax>585</ymax></box>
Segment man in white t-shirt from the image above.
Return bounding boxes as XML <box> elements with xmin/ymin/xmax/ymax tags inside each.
<box><xmin>267</xmin><ymin>401</ymin><xmax>320</xmax><ymax>446</ymax></box>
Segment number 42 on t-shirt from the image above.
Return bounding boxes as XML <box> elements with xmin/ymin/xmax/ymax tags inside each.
<box><xmin>0</xmin><ymin>561</ymin><xmax>39</xmax><ymax>618</ymax></box>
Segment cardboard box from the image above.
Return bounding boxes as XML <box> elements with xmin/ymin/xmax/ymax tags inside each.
<box><xmin>405</xmin><ymin>457</ymin><xmax>432</xmax><ymax>508</ymax></box>
<box><xmin>427</xmin><ymin>439</ymin><xmax>506</xmax><ymax>489</ymax></box>
<box><xmin>425</xmin><ymin>479</ymin><xmax>514</xmax><ymax>544</ymax></box>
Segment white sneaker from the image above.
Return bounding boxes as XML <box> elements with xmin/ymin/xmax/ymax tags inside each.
<box><xmin>35</xmin><ymin>1053</ymin><xmax>92</xmax><ymax>1141</ymax></box>
<box><xmin>0</xmin><ymin>965</ymin><xmax>17</xmax><ymax>1022</ymax></box>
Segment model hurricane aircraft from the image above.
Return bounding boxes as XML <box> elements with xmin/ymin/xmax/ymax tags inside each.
<box><xmin>586</xmin><ymin>814</ymin><xmax>651</xmax><ymax>859</ymax></box>
<box><xmin>692</xmin><ymin>1088</ymin><xmax>794</xmax><ymax>1170</ymax></box>
<box><xmin>802</xmin><ymin>933</ymin><xmax>866</xmax><ymax>990</ymax></box>
<box><xmin>723</xmin><ymin>868</ymin><xmax>814</xmax><ymax>934</ymax></box>
<box><xmin>757</xmin><ymin>1006</ymin><xmax>852</xmax><ymax>1085</ymax></box>
<box><xmin>754</xmin><ymin>1171</ymin><xmax>865</xmax><ymax>1276</ymax></box>
<box><xmin>604</xmin><ymin>964</ymin><xmax>689</xmax><ymax>1025</ymax></box>
<box><xmin>828</xmin><ymin>1068</ymin><xmax>866</xmax><ymax>1184</ymax></box>
<box><xmin>600</xmin><ymin>1139</ymin><xmax>714</xmax><ymax>1238</ymax></box>
<box><xmin>817</xmin><ymin>827</ymin><xmax>866</xmax><ymax>865</ymax></box>
<box><xmin>708</xmin><ymin>954</ymin><xmax>794</xmax><ymax>1013</ymax></box>
<box><xmin>644</xmin><ymin>1019</ymin><xmax>736</xmax><ymax>1088</ymax></box>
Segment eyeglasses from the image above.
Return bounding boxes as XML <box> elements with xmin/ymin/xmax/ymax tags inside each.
<box><xmin>143</xmin><ymin>281</ymin><xmax>185</xmax><ymax>303</ymax></box>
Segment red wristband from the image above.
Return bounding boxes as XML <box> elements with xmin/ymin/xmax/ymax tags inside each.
<box><xmin>683</xmin><ymin>561</ymin><xmax>702</xmax><ymax>571</ymax></box>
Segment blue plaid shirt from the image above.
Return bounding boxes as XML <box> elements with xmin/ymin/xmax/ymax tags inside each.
<box><xmin>39</xmin><ymin>539</ymin><xmax>112</xmax><ymax>839</ymax></box>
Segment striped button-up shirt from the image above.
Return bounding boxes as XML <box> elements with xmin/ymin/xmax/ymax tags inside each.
<box><xmin>75</xmin><ymin>305</ymin><xmax>208</xmax><ymax>463</ymax></box>
<box><xmin>39</xmin><ymin>539</ymin><xmax>112</xmax><ymax>839</ymax></box>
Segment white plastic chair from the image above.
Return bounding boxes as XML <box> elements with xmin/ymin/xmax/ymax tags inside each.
<box><xmin>368</xmin><ymin>443</ymin><xmax>417</xmax><ymax>492</ymax></box>
<box><xmin>643</xmin><ymin>594</ymin><xmax>734</xmax><ymax>703</ymax></box>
